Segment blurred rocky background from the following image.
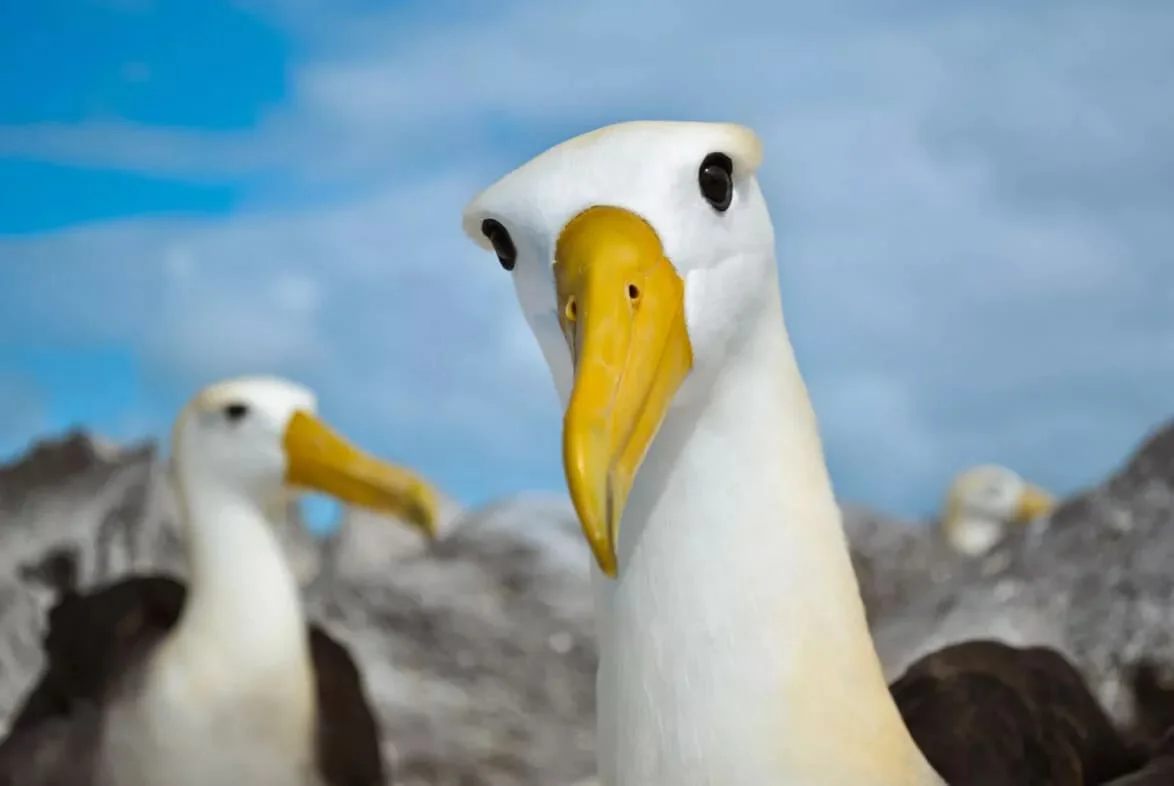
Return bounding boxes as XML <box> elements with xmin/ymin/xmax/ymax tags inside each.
<box><xmin>2</xmin><ymin>420</ymin><xmax>1174</xmax><ymax>786</ymax></box>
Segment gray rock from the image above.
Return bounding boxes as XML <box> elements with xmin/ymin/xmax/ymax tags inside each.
<box><xmin>841</xmin><ymin>503</ymin><xmax>981</xmax><ymax>624</ymax></box>
<box><xmin>865</xmin><ymin>420</ymin><xmax>1174</xmax><ymax>725</ymax></box>
<box><xmin>307</xmin><ymin>494</ymin><xmax>596</xmax><ymax>786</ymax></box>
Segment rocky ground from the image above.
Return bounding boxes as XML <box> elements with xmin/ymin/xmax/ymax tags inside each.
<box><xmin>0</xmin><ymin>420</ymin><xmax>1173</xmax><ymax>785</ymax></box>
<box><xmin>870</xmin><ymin>422</ymin><xmax>1174</xmax><ymax>721</ymax></box>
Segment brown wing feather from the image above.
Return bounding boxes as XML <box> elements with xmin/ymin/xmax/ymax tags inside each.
<box><xmin>0</xmin><ymin>705</ymin><xmax>105</xmax><ymax>786</ymax></box>
<box><xmin>1123</xmin><ymin>659</ymin><xmax>1174</xmax><ymax>747</ymax></box>
<box><xmin>310</xmin><ymin>626</ymin><xmax>386</xmax><ymax>786</ymax></box>
<box><xmin>1100</xmin><ymin>728</ymin><xmax>1174</xmax><ymax>785</ymax></box>
<box><xmin>890</xmin><ymin>640</ymin><xmax>1148</xmax><ymax>786</ymax></box>
<box><xmin>1103</xmin><ymin>666</ymin><xmax>1174</xmax><ymax>785</ymax></box>
<box><xmin>1</xmin><ymin>574</ymin><xmax>386</xmax><ymax>786</ymax></box>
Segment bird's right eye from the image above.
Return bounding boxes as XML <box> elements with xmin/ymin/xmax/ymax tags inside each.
<box><xmin>481</xmin><ymin>219</ymin><xmax>517</xmax><ymax>271</ymax></box>
<box><xmin>222</xmin><ymin>402</ymin><xmax>250</xmax><ymax>423</ymax></box>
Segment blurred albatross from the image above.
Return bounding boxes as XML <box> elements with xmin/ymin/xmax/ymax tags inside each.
<box><xmin>941</xmin><ymin>464</ymin><xmax>1056</xmax><ymax>557</ymax></box>
<box><xmin>462</xmin><ymin>121</ymin><xmax>1145</xmax><ymax>786</ymax></box>
<box><xmin>0</xmin><ymin>376</ymin><xmax>439</xmax><ymax>786</ymax></box>
<box><xmin>846</xmin><ymin>464</ymin><xmax>1057</xmax><ymax>624</ymax></box>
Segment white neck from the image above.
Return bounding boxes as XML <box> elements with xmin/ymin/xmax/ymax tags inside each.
<box><xmin>594</xmin><ymin>283</ymin><xmax>944</xmax><ymax>786</ymax></box>
<box><xmin>161</xmin><ymin>474</ymin><xmax>314</xmax><ymax>703</ymax></box>
<box><xmin>944</xmin><ymin>515</ymin><xmax>1005</xmax><ymax>557</ymax></box>
<box><xmin>112</xmin><ymin>474</ymin><xmax>318</xmax><ymax>786</ymax></box>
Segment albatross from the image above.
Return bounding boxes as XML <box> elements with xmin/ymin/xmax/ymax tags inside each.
<box><xmin>845</xmin><ymin>463</ymin><xmax>1056</xmax><ymax>627</ymax></box>
<box><xmin>462</xmin><ymin>120</ymin><xmax>1146</xmax><ymax>786</ymax></box>
<box><xmin>941</xmin><ymin>464</ymin><xmax>1056</xmax><ymax>558</ymax></box>
<box><xmin>0</xmin><ymin>375</ymin><xmax>439</xmax><ymax>786</ymax></box>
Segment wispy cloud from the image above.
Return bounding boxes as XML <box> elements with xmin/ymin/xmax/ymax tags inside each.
<box><xmin>0</xmin><ymin>121</ymin><xmax>283</xmax><ymax>181</ymax></box>
<box><xmin>2</xmin><ymin>0</ymin><xmax>1172</xmax><ymax>515</ymax></box>
<box><xmin>1</xmin><ymin>170</ymin><xmax>558</xmax><ymax>464</ymax></box>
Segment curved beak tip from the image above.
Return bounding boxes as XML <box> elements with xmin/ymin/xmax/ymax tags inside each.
<box><xmin>403</xmin><ymin>483</ymin><xmax>441</xmax><ymax>540</ymax></box>
<box><xmin>579</xmin><ymin>515</ymin><xmax>618</xmax><ymax>577</ymax></box>
<box><xmin>1018</xmin><ymin>486</ymin><xmax>1057</xmax><ymax>522</ymax></box>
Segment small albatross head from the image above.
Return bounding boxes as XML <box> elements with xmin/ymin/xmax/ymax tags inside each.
<box><xmin>941</xmin><ymin>464</ymin><xmax>1056</xmax><ymax>557</ymax></box>
<box><xmin>171</xmin><ymin>375</ymin><xmax>439</xmax><ymax>537</ymax></box>
<box><xmin>462</xmin><ymin>121</ymin><xmax>778</xmax><ymax>576</ymax></box>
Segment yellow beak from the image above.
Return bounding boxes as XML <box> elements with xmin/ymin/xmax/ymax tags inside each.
<box><xmin>1014</xmin><ymin>483</ymin><xmax>1056</xmax><ymax>523</ymax></box>
<box><xmin>282</xmin><ymin>411</ymin><xmax>439</xmax><ymax>538</ymax></box>
<box><xmin>555</xmin><ymin>206</ymin><xmax>693</xmax><ymax>577</ymax></box>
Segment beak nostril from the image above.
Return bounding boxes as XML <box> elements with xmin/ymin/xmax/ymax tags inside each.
<box><xmin>627</xmin><ymin>284</ymin><xmax>640</xmax><ymax>302</ymax></box>
<box><xmin>565</xmin><ymin>297</ymin><xmax>578</xmax><ymax>322</ymax></box>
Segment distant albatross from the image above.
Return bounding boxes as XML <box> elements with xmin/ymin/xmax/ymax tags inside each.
<box><xmin>0</xmin><ymin>376</ymin><xmax>439</xmax><ymax>786</ymax></box>
<box><xmin>462</xmin><ymin>121</ymin><xmax>1146</xmax><ymax>786</ymax></box>
<box><xmin>845</xmin><ymin>464</ymin><xmax>1056</xmax><ymax>625</ymax></box>
<box><xmin>941</xmin><ymin>464</ymin><xmax>1056</xmax><ymax>557</ymax></box>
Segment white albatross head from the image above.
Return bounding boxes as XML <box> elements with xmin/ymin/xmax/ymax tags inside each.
<box><xmin>462</xmin><ymin>121</ymin><xmax>778</xmax><ymax>575</ymax></box>
<box><xmin>940</xmin><ymin>464</ymin><xmax>1056</xmax><ymax>557</ymax></box>
<box><xmin>170</xmin><ymin>375</ymin><xmax>439</xmax><ymax>536</ymax></box>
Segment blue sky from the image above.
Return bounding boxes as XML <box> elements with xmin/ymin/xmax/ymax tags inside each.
<box><xmin>1</xmin><ymin>0</ymin><xmax>1172</xmax><ymax>527</ymax></box>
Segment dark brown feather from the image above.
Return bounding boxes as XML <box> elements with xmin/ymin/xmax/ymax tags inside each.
<box><xmin>891</xmin><ymin>639</ymin><xmax>1149</xmax><ymax>786</ymax></box>
<box><xmin>1099</xmin><ymin>728</ymin><xmax>1174</xmax><ymax>785</ymax></box>
<box><xmin>0</xmin><ymin>707</ymin><xmax>104</xmax><ymax>786</ymax></box>
<box><xmin>1123</xmin><ymin>659</ymin><xmax>1174</xmax><ymax>748</ymax></box>
<box><xmin>1101</xmin><ymin>664</ymin><xmax>1174</xmax><ymax>785</ymax></box>
<box><xmin>0</xmin><ymin>573</ymin><xmax>385</xmax><ymax>786</ymax></box>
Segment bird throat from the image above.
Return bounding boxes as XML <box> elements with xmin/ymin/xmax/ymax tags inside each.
<box><xmin>163</xmin><ymin>479</ymin><xmax>314</xmax><ymax>715</ymax></box>
<box><xmin>595</xmin><ymin>292</ymin><xmax>943</xmax><ymax>786</ymax></box>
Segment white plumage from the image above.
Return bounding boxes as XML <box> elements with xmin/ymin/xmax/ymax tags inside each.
<box><xmin>464</xmin><ymin>121</ymin><xmax>946</xmax><ymax>786</ymax></box>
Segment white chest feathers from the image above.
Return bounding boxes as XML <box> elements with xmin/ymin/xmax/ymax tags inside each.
<box><xmin>945</xmin><ymin>515</ymin><xmax>1005</xmax><ymax>557</ymax></box>
<box><xmin>97</xmin><ymin>644</ymin><xmax>320</xmax><ymax>786</ymax></box>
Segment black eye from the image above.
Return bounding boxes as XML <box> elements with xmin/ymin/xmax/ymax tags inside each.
<box><xmin>223</xmin><ymin>402</ymin><xmax>250</xmax><ymax>423</ymax></box>
<box><xmin>698</xmin><ymin>152</ymin><xmax>734</xmax><ymax>213</ymax></box>
<box><xmin>481</xmin><ymin>218</ymin><xmax>517</xmax><ymax>271</ymax></box>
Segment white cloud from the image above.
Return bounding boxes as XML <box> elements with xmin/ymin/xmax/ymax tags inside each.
<box><xmin>2</xmin><ymin>0</ymin><xmax>1173</xmax><ymax>514</ymax></box>
<box><xmin>0</xmin><ymin>121</ymin><xmax>279</xmax><ymax>181</ymax></box>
